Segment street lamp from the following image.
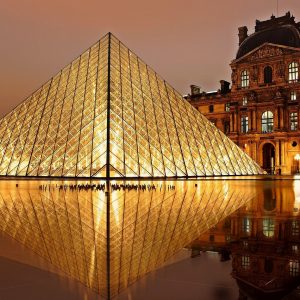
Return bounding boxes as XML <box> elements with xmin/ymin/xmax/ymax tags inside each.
<box><xmin>295</xmin><ymin>154</ymin><xmax>300</xmax><ymax>174</ymax></box>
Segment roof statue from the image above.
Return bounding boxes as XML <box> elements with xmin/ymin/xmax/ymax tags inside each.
<box><xmin>237</xmin><ymin>12</ymin><xmax>300</xmax><ymax>59</ymax></box>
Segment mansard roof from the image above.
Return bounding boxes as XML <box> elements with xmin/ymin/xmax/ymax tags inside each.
<box><xmin>236</xmin><ymin>12</ymin><xmax>300</xmax><ymax>59</ymax></box>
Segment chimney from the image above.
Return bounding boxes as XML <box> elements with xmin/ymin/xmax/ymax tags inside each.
<box><xmin>220</xmin><ymin>80</ymin><xmax>230</xmax><ymax>94</ymax></box>
<box><xmin>238</xmin><ymin>26</ymin><xmax>248</xmax><ymax>45</ymax></box>
<box><xmin>190</xmin><ymin>85</ymin><xmax>201</xmax><ymax>95</ymax></box>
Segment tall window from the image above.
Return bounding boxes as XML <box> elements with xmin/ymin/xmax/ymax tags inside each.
<box><xmin>209</xmin><ymin>105</ymin><xmax>214</xmax><ymax>113</ymax></box>
<box><xmin>242</xmin><ymin>217</ymin><xmax>251</xmax><ymax>234</ymax></box>
<box><xmin>291</xmin><ymin>91</ymin><xmax>297</xmax><ymax>101</ymax></box>
<box><xmin>289</xmin><ymin>62</ymin><xmax>299</xmax><ymax>83</ymax></box>
<box><xmin>242</xmin><ymin>256</ymin><xmax>250</xmax><ymax>270</ymax></box>
<box><xmin>225</xmin><ymin>103</ymin><xmax>230</xmax><ymax>112</ymax></box>
<box><xmin>263</xmin><ymin>218</ymin><xmax>275</xmax><ymax>237</ymax></box>
<box><xmin>261</xmin><ymin>111</ymin><xmax>274</xmax><ymax>133</ymax></box>
<box><xmin>292</xmin><ymin>245</ymin><xmax>299</xmax><ymax>253</ymax></box>
<box><xmin>264</xmin><ymin>66</ymin><xmax>273</xmax><ymax>83</ymax></box>
<box><xmin>241</xmin><ymin>116</ymin><xmax>249</xmax><ymax>133</ymax></box>
<box><xmin>289</xmin><ymin>260</ymin><xmax>300</xmax><ymax>277</ymax></box>
<box><xmin>290</xmin><ymin>112</ymin><xmax>298</xmax><ymax>131</ymax></box>
<box><xmin>241</xmin><ymin>70</ymin><xmax>250</xmax><ymax>88</ymax></box>
<box><xmin>292</xmin><ymin>220</ymin><xmax>299</xmax><ymax>236</ymax></box>
<box><xmin>242</xmin><ymin>96</ymin><xmax>248</xmax><ymax>106</ymax></box>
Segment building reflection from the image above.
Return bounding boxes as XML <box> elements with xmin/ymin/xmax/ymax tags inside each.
<box><xmin>0</xmin><ymin>179</ymin><xmax>254</xmax><ymax>299</ymax></box>
<box><xmin>191</xmin><ymin>179</ymin><xmax>300</xmax><ymax>299</ymax></box>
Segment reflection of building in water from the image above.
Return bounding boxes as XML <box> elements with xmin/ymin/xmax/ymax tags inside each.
<box><xmin>191</xmin><ymin>180</ymin><xmax>300</xmax><ymax>299</ymax></box>
<box><xmin>0</xmin><ymin>179</ymin><xmax>253</xmax><ymax>299</ymax></box>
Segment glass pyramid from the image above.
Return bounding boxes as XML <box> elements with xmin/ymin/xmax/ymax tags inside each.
<box><xmin>0</xmin><ymin>179</ymin><xmax>256</xmax><ymax>299</ymax></box>
<box><xmin>0</xmin><ymin>33</ymin><xmax>263</xmax><ymax>178</ymax></box>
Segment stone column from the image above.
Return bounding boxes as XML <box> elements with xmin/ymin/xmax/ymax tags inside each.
<box><xmin>274</xmin><ymin>108</ymin><xmax>279</xmax><ymax>130</ymax></box>
<box><xmin>230</xmin><ymin>112</ymin><xmax>234</xmax><ymax>132</ymax></box>
<box><xmin>234</xmin><ymin>111</ymin><xmax>238</xmax><ymax>132</ymax></box>
<box><xmin>275</xmin><ymin>140</ymin><xmax>280</xmax><ymax>168</ymax></box>
<box><xmin>253</xmin><ymin>110</ymin><xmax>257</xmax><ymax>132</ymax></box>
<box><xmin>248</xmin><ymin>110</ymin><xmax>252</xmax><ymax>132</ymax></box>
<box><xmin>280</xmin><ymin>107</ymin><xmax>284</xmax><ymax>129</ymax></box>
<box><xmin>257</xmin><ymin>110</ymin><xmax>261</xmax><ymax>133</ymax></box>
<box><xmin>281</xmin><ymin>141</ymin><xmax>286</xmax><ymax>166</ymax></box>
<box><xmin>252</xmin><ymin>141</ymin><xmax>257</xmax><ymax>162</ymax></box>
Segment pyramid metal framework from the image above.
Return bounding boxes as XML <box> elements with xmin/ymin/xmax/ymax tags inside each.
<box><xmin>0</xmin><ymin>33</ymin><xmax>263</xmax><ymax>178</ymax></box>
<box><xmin>0</xmin><ymin>179</ymin><xmax>255</xmax><ymax>299</ymax></box>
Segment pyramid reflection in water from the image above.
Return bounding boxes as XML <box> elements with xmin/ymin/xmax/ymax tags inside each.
<box><xmin>0</xmin><ymin>33</ymin><xmax>263</xmax><ymax>178</ymax></box>
<box><xmin>0</xmin><ymin>179</ymin><xmax>254</xmax><ymax>299</ymax></box>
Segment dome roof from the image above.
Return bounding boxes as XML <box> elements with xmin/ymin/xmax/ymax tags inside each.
<box><xmin>236</xmin><ymin>13</ymin><xmax>300</xmax><ymax>59</ymax></box>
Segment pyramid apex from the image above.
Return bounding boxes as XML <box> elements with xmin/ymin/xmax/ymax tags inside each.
<box><xmin>0</xmin><ymin>32</ymin><xmax>264</xmax><ymax>178</ymax></box>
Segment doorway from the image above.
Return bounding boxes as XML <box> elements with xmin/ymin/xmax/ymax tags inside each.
<box><xmin>262</xmin><ymin>143</ymin><xmax>275</xmax><ymax>174</ymax></box>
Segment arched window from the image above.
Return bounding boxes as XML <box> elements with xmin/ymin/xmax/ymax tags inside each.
<box><xmin>264</xmin><ymin>66</ymin><xmax>273</xmax><ymax>83</ymax></box>
<box><xmin>262</xmin><ymin>111</ymin><xmax>274</xmax><ymax>133</ymax></box>
<box><xmin>241</xmin><ymin>70</ymin><xmax>249</xmax><ymax>88</ymax></box>
<box><xmin>289</xmin><ymin>62</ymin><xmax>299</xmax><ymax>82</ymax></box>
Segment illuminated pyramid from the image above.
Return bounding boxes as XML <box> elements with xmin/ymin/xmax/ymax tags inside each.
<box><xmin>0</xmin><ymin>33</ymin><xmax>263</xmax><ymax>178</ymax></box>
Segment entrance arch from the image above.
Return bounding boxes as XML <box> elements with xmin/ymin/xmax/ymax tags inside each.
<box><xmin>262</xmin><ymin>143</ymin><xmax>275</xmax><ymax>174</ymax></box>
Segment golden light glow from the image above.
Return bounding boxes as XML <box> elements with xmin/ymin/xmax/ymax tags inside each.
<box><xmin>0</xmin><ymin>33</ymin><xmax>263</xmax><ymax>178</ymax></box>
<box><xmin>0</xmin><ymin>179</ymin><xmax>254</xmax><ymax>298</ymax></box>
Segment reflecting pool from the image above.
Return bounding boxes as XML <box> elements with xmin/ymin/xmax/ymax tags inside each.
<box><xmin>1</xmin><ymin>177</ymin><xmax>300</xmax><ymax>299</ymax></box>
<box><xmin>190</xmin><ymin>176</ymin><xmax>300</xmax><ymax>300</ymax></box>
<box><xmin>0</xmin><ymin>178</ymin><xmax>256</xmax><ymax>299</ymax></box>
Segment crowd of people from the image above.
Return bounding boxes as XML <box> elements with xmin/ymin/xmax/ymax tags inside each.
<box><xmin>39</xmin><ymin>183</ymin><xmax>106</xmax><ymax>191</ymax></box>
<box><xmin>110</xmin><ymin>183</ymin><xmax>175</xmax><ymax>191</ymax></box>
<box><xmin>38</xmin><ymin>182</ymin><xmax>176</xmax><ymax>192</ymax></box>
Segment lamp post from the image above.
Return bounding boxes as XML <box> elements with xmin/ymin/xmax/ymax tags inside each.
<box><xmin>295</xmin><ymin>154</ymin><xmax>300</xmax><ymax>174</ymax></box>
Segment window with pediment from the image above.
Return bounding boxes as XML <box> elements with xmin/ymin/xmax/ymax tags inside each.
<box><xmin>241</xmin><ymin>70</ymin><xmax>249</xmax><ymax>88</ymax></box>
<box><xmin>241</xmin><ymin>116</ymin><xmax>248</xmax><ymax>133</ymax></box>
<box><xmin>290</xmin><ymin>112</ymin><xmax>298</xmax><ymax>131</ymax></box>
<box><xmin>264</xmin><ymin>66</ymin><xmax>273</xmax><ymax>84</ymax></box>
<box><xmin>289</xmin><ymin>62</ymin><xmax>299</xmax><ymax>83</ymax></box>
<box><xmin>262</xmin><ymin>111</ymin><xmax>273</xmax><ymax>133</ymax></box>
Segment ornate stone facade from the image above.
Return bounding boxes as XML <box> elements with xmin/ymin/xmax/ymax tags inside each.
<box><xmin>186</xmin><ymin>12</ymin><xmax>300</xmax><ymax>174</ymax></box>
<box><xmin>190</xmin><ymin>180</ymin><xmax>300</xmax><ymax>299</ymax></box>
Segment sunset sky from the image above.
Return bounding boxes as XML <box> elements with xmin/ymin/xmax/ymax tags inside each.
<box><xmin>0</xmin><ymin>0</ymin><xmax>300</xmax><ymax>117</ymax></box>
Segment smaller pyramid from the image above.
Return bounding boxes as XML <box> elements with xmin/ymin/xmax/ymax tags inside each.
<box><xmin>0</xmin><ymin>33</ymin><xmax>264</xmax><ymax>178</ymax></box>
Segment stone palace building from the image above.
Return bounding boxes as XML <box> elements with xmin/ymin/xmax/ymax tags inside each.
<box><xmin>186</xmin><ymin>12</ymin><xmax>300</xmax><ymax>174</ymax></box>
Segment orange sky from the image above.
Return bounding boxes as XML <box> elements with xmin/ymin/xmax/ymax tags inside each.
<box><xmin>0</xmin><ymin>0</ymin><xmax>300</xmax><ymax>117</ymax></box>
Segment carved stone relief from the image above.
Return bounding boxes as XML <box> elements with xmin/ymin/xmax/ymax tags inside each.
<box><xmin>276</xmin><ymin>62</ymin><xmax>285</xmax><ymax>77</ymax></box>
<box><xmin>231</xmin><ymin>69</ymin><xmax>237</xmax><ymax>84</ymax></box>
<box><xmin>250</xmin><ymin>46</ymin><xmax>283</xmax><ymax>61</ymax></box>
